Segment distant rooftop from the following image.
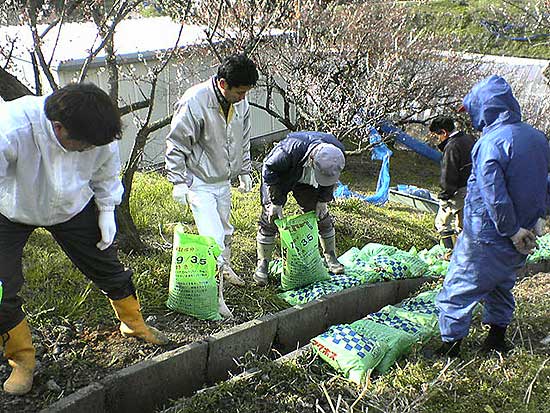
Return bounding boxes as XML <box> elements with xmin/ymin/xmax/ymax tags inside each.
<box><xmin>0</xmin><ymin>17</ymin><xmax>209</xmax><ymax>71</ymax></box>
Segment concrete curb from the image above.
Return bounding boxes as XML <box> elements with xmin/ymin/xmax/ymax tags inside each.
<box><xmin>38</xmin><ymin>276</ymin><xmax>432</xmax><ymax>412</ymax></box>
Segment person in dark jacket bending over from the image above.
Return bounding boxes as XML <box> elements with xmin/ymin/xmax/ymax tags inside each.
<box><xmin>435</xmin><ymin>75</ymin><xmax>549</xmax><ymax>357</ymax></box>
<box><xmin>254</xmin><ymin>131</ymin><xmax>346</xmax><ymax>286</ymax></box>
<box><xmin>429</xmin><ymin>116</ymin><xmax>475</xmax><ymax>251</ymax></box>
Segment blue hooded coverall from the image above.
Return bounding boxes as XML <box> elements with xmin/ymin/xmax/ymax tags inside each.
<box><xmin>436</xmin><ymin>75</ymin><xmax>550</xmax><ymax>342</ymax></box>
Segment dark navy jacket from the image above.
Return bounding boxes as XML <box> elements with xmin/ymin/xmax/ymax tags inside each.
<box><xmin>262</xmin><ymin>131</ymin><xmax>345</xmax><ymax>205</ymax></box>
<box><xmin>462</xmin><ymin>75</ymin><xmax>550</xmax><ymax>241</ymax></box>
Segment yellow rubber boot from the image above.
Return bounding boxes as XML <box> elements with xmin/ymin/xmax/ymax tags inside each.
<box><xmin>110</xmin><ymin>295</ymin><xmax>169</xmax><ymax>345</ymax></box>
<box><xmin>3</xmin><ymin>319</ymin><xmax>36</xmax><ymax>395</ymax></box>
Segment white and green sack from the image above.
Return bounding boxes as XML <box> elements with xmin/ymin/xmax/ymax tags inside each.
<box><xmin>167</xmin><ymin>225</ymin><xmax>222</xmax><ymax>320</ymax></box>
<box><xmin>275</xmin><ymin>211</ymin><xmax>330</xmax><ymax>291</ymax></box>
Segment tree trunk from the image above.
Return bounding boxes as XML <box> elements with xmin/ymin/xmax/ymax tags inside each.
<box><xmin>0</xmin><ymin>67</ymin><xmax>33</xmax><ymax>100</ymax></box>
<box><xmin>117</xmin><ymin>152</ymin><xmax>146</xmax><ymax>252</ymax></box>
<box><xmin>116</xmin><ymin>200</ymin><xmax>146</xmax><ymax>253</ymax></box>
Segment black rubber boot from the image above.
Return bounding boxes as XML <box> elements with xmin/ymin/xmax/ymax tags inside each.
<box><xmin>319</xmin><ymin>235</ymin><xmax>345</xmax><ymax>274</ymax></box>
<box><xmin>481</xmin><ymin>325</ymin><xmax>513</xmax><ymax>353</ymax></box>
<box><xmin>435</xmin><ymin>339</ymin><xmax>462</xmax><ymax>357</ymax></box>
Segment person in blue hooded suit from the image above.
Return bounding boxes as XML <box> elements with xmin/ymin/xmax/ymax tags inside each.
<box><xmin>435</xmin><ymin>75</ymin><xmax>550</xmax><ymax>356</ymax></box>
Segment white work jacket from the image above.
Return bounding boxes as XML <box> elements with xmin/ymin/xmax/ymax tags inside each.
<box><xmin>0</xmin><ymin>95</ymin><xmax>123</xmax><ymax>226</ymax></box>
<box><xmin>165</xmin><ymin>77</ymin><xmax>252</xmax><ymax>185</ymax></box>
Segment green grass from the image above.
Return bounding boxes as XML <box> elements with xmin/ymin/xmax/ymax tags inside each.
<box><xmin>407</xmin><ymin>0</ymin><xmax>550</xmax><ymax>59</ymax></box>
<box><xmin>19</xmin><ymin>148</ymin><xmax>438</xmax><ymax>328</ymax></box>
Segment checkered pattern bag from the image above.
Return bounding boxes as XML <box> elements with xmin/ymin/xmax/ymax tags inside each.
<box><xmin>278</xmin><ymin>281</ymin><xmax>343</xmax><ymax>305</ymax></box>
<box><xmin>278</xmin><ymin>273</ymin><xmax>364</xmax><ymax>305</ymax></box>
<box><xmin>329</xmin><ymin>273</ymin><xmax>364</xmax><ymax>289</ymax></box>
<box><xmin>390</xmin><ymin>251</ymin><xmax>429</xmax><ymax>278</ymax></box>
<box><xmin>368</xmin><ymin>255</ymin><xmax>409</xmax><ymax>280</ymax></box>
<box><xmin>311</xmin><ymin>324</ymin><xmax>388</xmax><ymax>384</ymax></box>
<box><xmin>400</xmin><ymin>290</ymin><xmax>440</xmax><ymax>316</ymax></box>
<box><xmin>366</xmin><ymin>310</ymin><xmax>425</xmax><ymax>336</ymax></box>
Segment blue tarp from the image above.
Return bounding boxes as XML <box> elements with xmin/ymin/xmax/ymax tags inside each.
<box><xmin>379</xmin><ymin>122</ymin><xmax>442</xmax><ymax>163</ymax></box>
<box><xmin>334</xmin><ymin>127</ymin><xmax>392</xmax><ymax>205</ymax></box>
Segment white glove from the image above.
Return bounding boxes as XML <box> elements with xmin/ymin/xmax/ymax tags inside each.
<box><xmin>510</xmin><ymin>227</ymin><xmax>537</xmax><ymax>255</ymax></box>
<box><xmin>238</xmin><ymin>174</ymin><xmax>253</xmax><ymax>193</ymax></box>
<box><xmin>534</xmin><ymin>218</ymin><xmax>546</xmax><ymax>237</ymax></box>
<box><xmin>315</xmin><ymin>202</ymin><xmax>329</xmax><ymax>219</ymax></box>
<box><xmin>172</xmin><ymin>183</ymin><xmax>189</xmax><ymax>206</ymax></box>
<box><xmin>97</xmin><ymin>210</ymin><xmax>116</xmax><ymax>251</ymax></box>
<box><xmin>267</xmin><ymin>204</ymin><xmax>283</xmax><ymax>223</ymax></box>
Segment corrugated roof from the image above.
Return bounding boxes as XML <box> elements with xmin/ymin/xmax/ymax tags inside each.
<box><xmin>0</xmin><ymin>17</ymin><xmax>208</xmax><ymax>71</ymax></box>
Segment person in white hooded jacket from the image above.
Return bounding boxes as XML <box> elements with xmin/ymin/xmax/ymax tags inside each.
<box><xmin>0</xmin><ymin>83</ymin><xmax>168</xmax><ymax>397</ymax></box>
<box><xmin>166</xmin><ymin>54</ymin><xmax>259</xmax><ymax>286</ymax></box>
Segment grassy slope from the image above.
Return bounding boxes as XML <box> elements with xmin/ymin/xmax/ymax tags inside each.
<box><xmin>21</xmin><ymin>148</ymin><xmax>440</xmax><ymax>329</ymax></box>
<box><xmin>409</xmin><ymin>0</ymin><xmax>550</xmax><ymax>59</ymax></box>
<box><xmin>15</xmin><ymin>147</ymin><xmax>550</xmax><ymax>412</ymax></box>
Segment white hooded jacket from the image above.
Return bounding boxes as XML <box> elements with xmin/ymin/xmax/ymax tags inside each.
<box><xmin>0</xmin><ymin>95</ymin><xmax>123</xmax><ymax>226</ymax></box>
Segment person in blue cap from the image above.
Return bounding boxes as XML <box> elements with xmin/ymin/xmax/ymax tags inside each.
<box><xmin>435</xmin><ymin>75</ymin><xmax>549</xmax><ymax>357</ymax></box>
<box><xmin>254</xmin><ymin>131</ymin><xmax>346</xmax><ymax>286</ymax></box>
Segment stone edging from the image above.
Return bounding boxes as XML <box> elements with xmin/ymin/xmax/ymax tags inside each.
<box><xmin>39</xmin><ymin>260</ymin><xmax>550</xmax><ymax>413</ymax></box>
<box><xmin>41</xmin><ymin>277</ymin><xmax>427</xmax><ymax>413</ymax></box>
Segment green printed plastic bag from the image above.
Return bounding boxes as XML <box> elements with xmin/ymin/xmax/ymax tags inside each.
<box><xmin>278</xmin><ymin>273</ymin><xmax>364</xmax><ymax>306</ymax></box>
<box><xmin>275</xmin><ymin>211</ymin><xmax>330</xmax><ymax>291</ymax></box>
<box><xmin>350</xmin><ymin>319</ymin><xmax>419</xmax><ymax>374</ymax></box>
<box><xmin>376</xmin><ymin>305</ymin><xmax>438</xmax><ymax>338</ymax></box>
<box><xmin>342</xmin><ymin>251</ymin><xmax>383</xmax><ymax>283</ymax></box>
<box><xmin>400</xmin><ymin>290</ymin><xmax>440</xmax><ymax>315</ymax></box>
<box><xmin>527</xmin><ymin>233</ymin><xmax>550</xmax><ymax>263</ymax></box>
<box><xmin>367</xmin><ymin>255</ymin><xmax>409</xmax><ymax>280</ymax></box>
<box><xmin>360</xmin><ymin>243</ymin><xmax>398</xmax><ymax>260</ymax></box>
<box><xmin>390</xmin><ymin>251</ymin><xmax>429</xmax><ymax>278</ymax></box>
<box><xmin>167</xmin><ymin>225</ymin><xmax>222</xmax><ymax>320</ymax></box>
<box><xmin>411</xmin><ymin>245</ymin><xmax>449</xmax><ymax>277</ymax></box>
<box><xmin>311</xmin><ymin>324</ymin><xmax>388</xmax><ymax>384</ymax></box>
<box><xmin>366</xmin><ymin>306</ymin><xmax>433</xmax><ymax>343</ymax></box>
<box><xmin>278</xmin><ymin>280</ymin><xmax>344</xmax><ymax>306</ymax></box>
<box><xmin>338</xmin><ymin>247</ymin><xmax>362</xmax><ymax>267</ymax></box>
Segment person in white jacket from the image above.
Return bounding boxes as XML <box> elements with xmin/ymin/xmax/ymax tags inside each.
<box><xmin>166</xmin><ymin>54</ymin><xmax>259</xmax><ymax>286</ymax></box>
<box><xmin>0</xmin><ymin>83</ymin><xmax>168</xmax><ymax>397</ymax></box>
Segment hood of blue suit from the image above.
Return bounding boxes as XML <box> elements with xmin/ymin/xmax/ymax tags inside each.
<box><xmin>463</xmin><ymin>75</ymin><xmax>522</xmax><ymax>132</ymax></box>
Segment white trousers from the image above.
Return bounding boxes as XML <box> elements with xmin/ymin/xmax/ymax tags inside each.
<box><xmin>186</xmin><ymin>176</ymin><xmax>233</xmax><ymax>265</ymax></box>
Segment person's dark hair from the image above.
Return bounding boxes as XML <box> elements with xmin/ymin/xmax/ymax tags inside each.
<box><xmin>45</xmin><ymin>83</ymin><xmax>122</xmax><ymax>146</ymax></box>
<box><xmin>429</xmin><ymin>116</ymin><xmax>455</xmax><ymax>134</ymax></box>
<box><xmin>217</xmin><ymin>53</ymin><xmax>259</xmax><ymax>88</ymax></box>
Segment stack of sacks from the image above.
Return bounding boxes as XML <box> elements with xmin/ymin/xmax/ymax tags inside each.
<box><xmin>409</xmin><ymin>244</ymin><xmax>449</xmax><ymax>277</ymax></box>
<box><xmin>274</xmin><ymin>243</ymin><xmax>430</xmax><ymax>306</ymax></box>
<box><xmin>311</xmin><ymin>289</ymin><xmax>440</xmax><ymax>383</ymax></box>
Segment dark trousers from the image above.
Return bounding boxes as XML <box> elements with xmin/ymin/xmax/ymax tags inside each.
<box><xmin>258</xmin><ymin>182</ymin><xmax>334</xmax><ymax>238</ymax></box>
<box><xmin>0</xmin><ymin>200</ymin><xmax>134</xmax><ymax>334</ymax></box>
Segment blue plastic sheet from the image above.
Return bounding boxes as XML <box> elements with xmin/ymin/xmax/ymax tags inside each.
<box><xmin>379</xmin><ymin>122</ymin><xmax>442</xmax><ymax>164</ymax></box>
<box><xmin>334</xmin><ymin>127</ymin><xmax>392</xmax><ymax>205</ymax></box>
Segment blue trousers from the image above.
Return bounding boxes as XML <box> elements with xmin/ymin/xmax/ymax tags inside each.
<box><xmin>436</xmin><ymin>231</ymin><xmax>526</xmax><ymax>342</ymax></box>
